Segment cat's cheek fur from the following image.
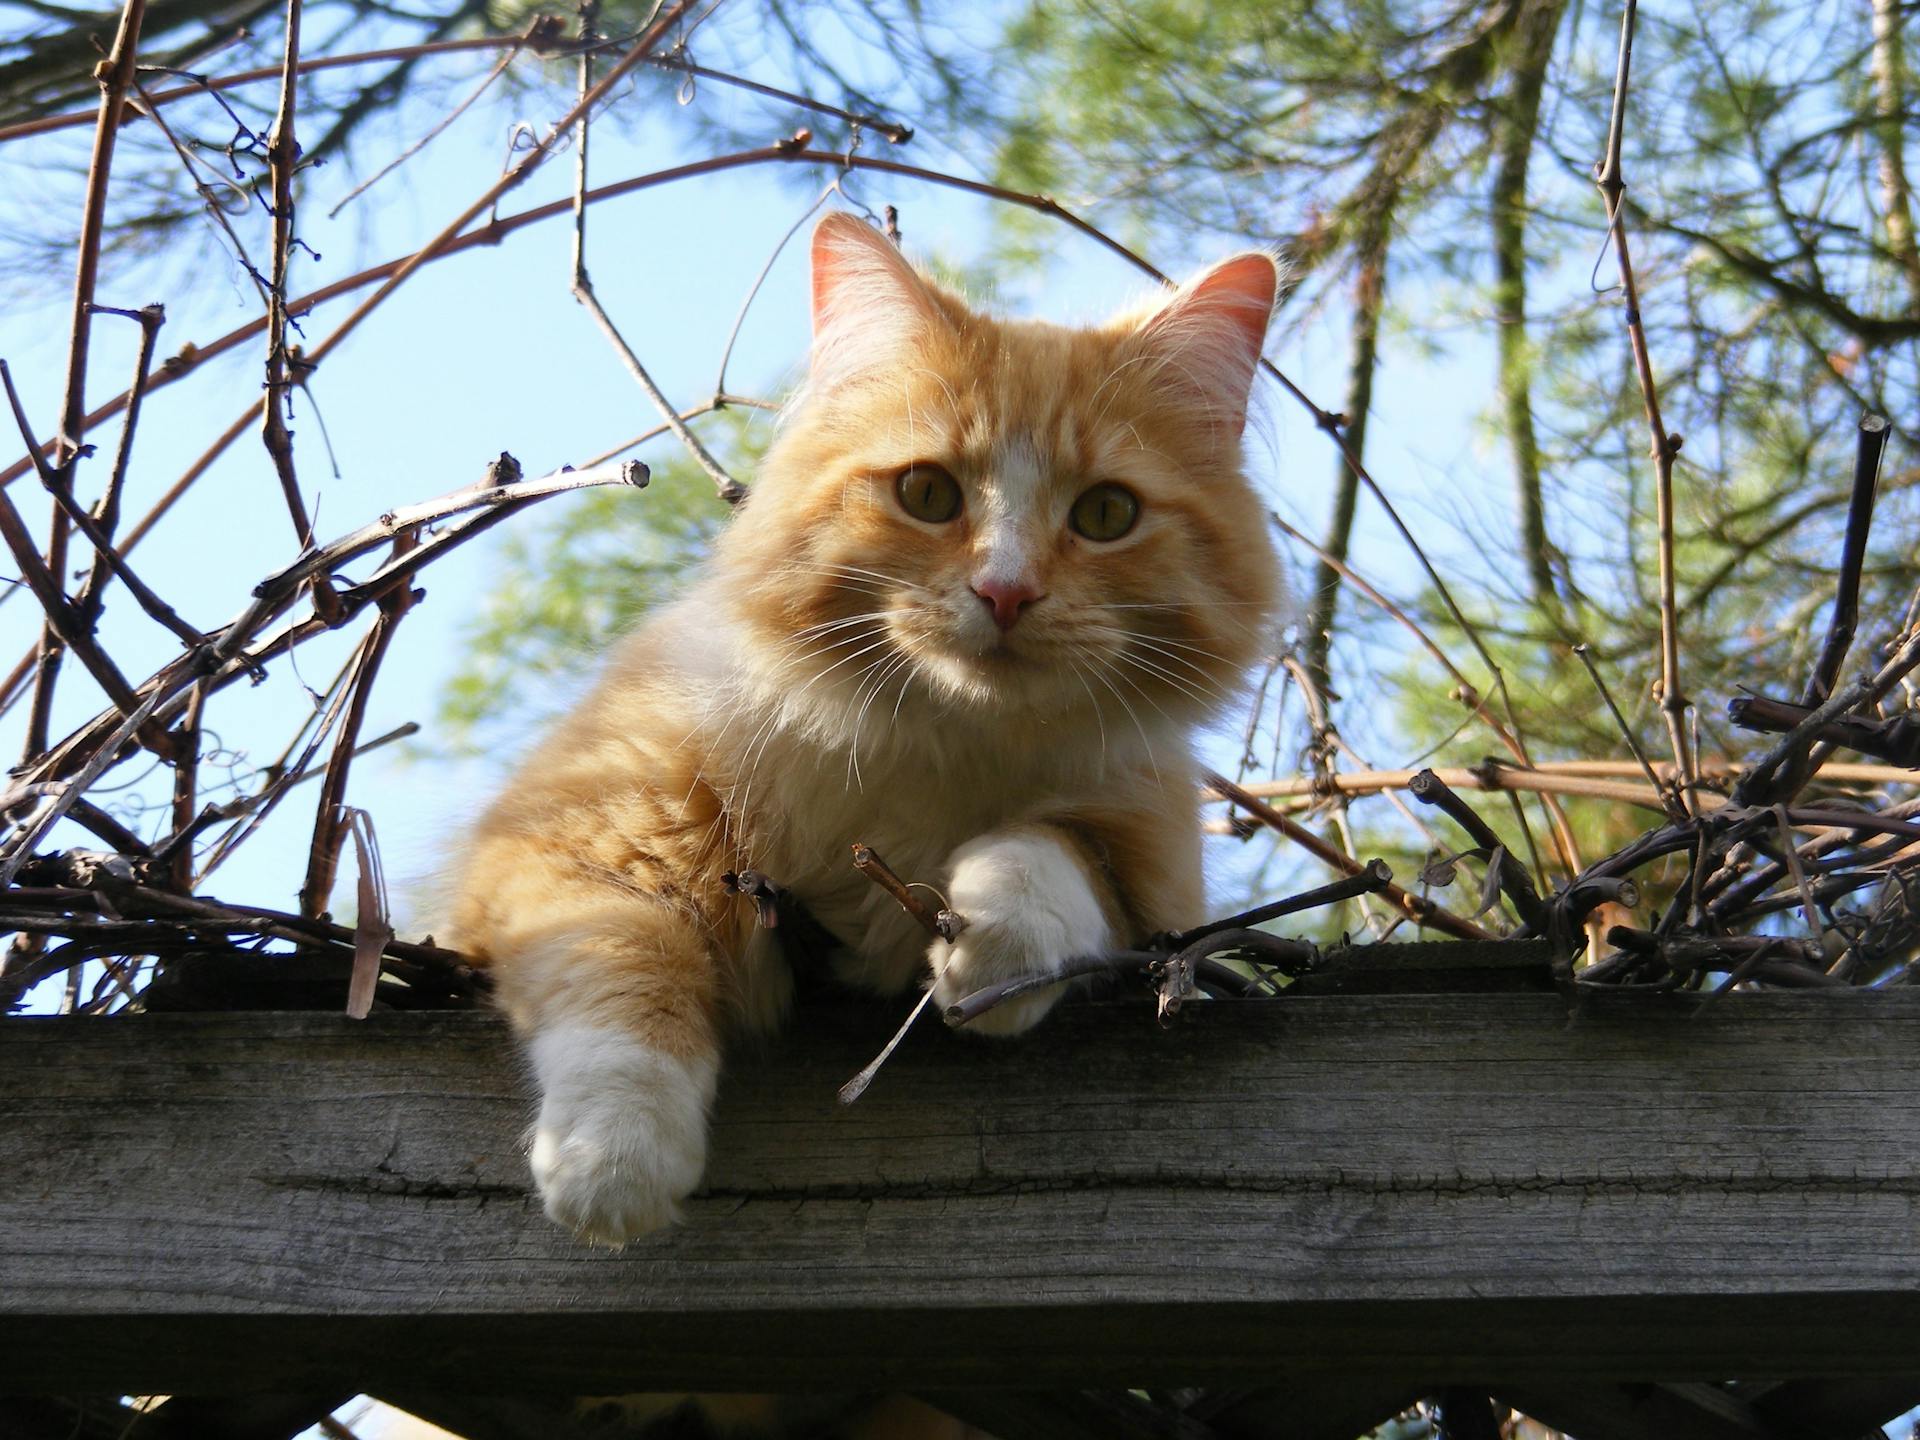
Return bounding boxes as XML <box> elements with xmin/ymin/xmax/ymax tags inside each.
<box><xmin>527</xmin><ymin>1025</ymin><xmax>719</xmax><ymax>1246</ymax></box>
<box><xmin>932</xmin><ymin>829</ymin><xmax>1116</xmax><ymax>1037</ymax></box>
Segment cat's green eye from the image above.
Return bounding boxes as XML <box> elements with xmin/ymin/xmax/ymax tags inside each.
<box><xmin>1069</xmin><ymin>482</ymin><xmax>1140</xmax><ymax>542</ymax></box>
<box><xmin>895</xmin><ymin>463</ymin><xmax>962</xmax><ymax>524</ymax></box>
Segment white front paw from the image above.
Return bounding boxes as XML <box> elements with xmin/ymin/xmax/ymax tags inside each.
<box><xmin>527</xmin><ymin>1026</ymin><xmax>718</xmax><ymax>1246</ymax></box>
<box><xmin>932</xmin><ymin>830</ymin><xmax>1115</xmax><ymax>1036</ymax></box>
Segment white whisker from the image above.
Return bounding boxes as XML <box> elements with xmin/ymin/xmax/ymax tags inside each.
<box><xmin>1080</xmin><ymin>651</ymin><xmax>1162</xmax><ymax>785</ymax></box>
<box><xmin>847</xmin><ymin>649</ymin><xmax>914</xmax><ymax>791</ymax></box>
<box><xmin>1113</xmin><ymin>649</ymin><xmax>1221</xmax><ymax>706</ymax></box>
<box><xmin>1064</xmin><ymin>657</ymin><xmax>1107</xmax><ymax>761</ymax></box>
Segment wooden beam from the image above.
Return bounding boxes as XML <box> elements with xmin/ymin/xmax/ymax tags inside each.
<box><xmin>5</xmin><ymin>995</ymin><xmax>1920</xmax><ymax>1395</ymax></box>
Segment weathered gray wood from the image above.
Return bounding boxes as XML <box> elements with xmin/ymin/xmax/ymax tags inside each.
<box><xmin>5</xmin><ymin>994</ymin><xmax>1920</xmax><ymax>1395</ymax></box>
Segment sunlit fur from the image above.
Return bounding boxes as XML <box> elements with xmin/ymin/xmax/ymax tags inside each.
<box><xmin>449</xmin><ymin>215</ymin><xmax>1286</xmax><ymax>1262</ymax></box>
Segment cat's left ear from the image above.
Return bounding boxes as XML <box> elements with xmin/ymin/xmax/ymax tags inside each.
<box><xmin>1128</xmin><ymin>253</ymin><xmax>1280</xmax><ymax>438</ymax></box>
<box><xmin>809</xmin><ymin>212</ymin><xmax>948</xmax><ymax>386</ymax></box>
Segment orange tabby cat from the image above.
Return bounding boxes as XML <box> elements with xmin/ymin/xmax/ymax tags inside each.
<box><xmin>448</xmin><ymin>213</ymin><xmax>1283</xmax><ymax>1245</ymax></box>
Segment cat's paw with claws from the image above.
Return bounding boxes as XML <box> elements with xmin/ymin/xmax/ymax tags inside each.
<box><xmin>932</xmin><ymin>828</ymin><xmax>1116</xmax><ymax>1036</ymax></box>
<box><xmin>526</xmin><ymin>1026</ymin><xmax>717</xmax><ymax>1246</ymax></box>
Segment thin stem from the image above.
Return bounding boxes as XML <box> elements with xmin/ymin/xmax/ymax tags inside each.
<box><xmin>192</xmin><ymin>647</ymin><xmax>362</xmax><ymax>884</ymax></box>
<box><xmin>712</xmin><ymin>181</ymin><xmax>837</xmax><ymax>401</ymax></box>
<box><xmin>0</xmin><ymin>482</ymin><xmax>152</xmax><ymax>732</ymax></box>
<box><xmin>1804</xmin><ymin>415</ymin><xmax>1890</xmax><ymax>704</ymax></box>
<box><xmin>569</xmin><ymin>2</ymin><xmax>596</xmax><ymax>292</ymax></box>
<box><xmin>74</xmin><ymin>302</ymin><xmax>166</xmax><ymax>621</ymax></box>
<box><xmin>1219</xmin><ymin>764</ymin><xmax>1692</xmax><ymax>815</ymax></box>
<box><xmin>942</xmin><ymin>952</ymin><xmax>1158</xmax><ymax>1028</ymax></box>
<box><xmin>839</xmin><ymin>840</ymin><xmax>964</xmax><ymax>1103</ymax></box>
<box><xmin>850</xmin><ymin>842</ymin><xmax>951</xmax><ymax>939</ymax></box>
<box><xmin>1407</xmin><ymin>768</ymin><xmax>1549</xmax><ymax>932</ymax></box>
<box><xmin>571</xmin><ymin>283</ymin><xmax>746</xmax><ymax>504</ymax></box>
<box><xmin>1572</xmin><ymin>642</ymin><xmax>1682</xmax><ymax>821</ymax></box>
<box><xmin>1593</xmin><ymin>0</ymin><xmax>1695</xmax><ymax>813</ymax></box>
<box><xmin>1160</xmin><ymin>861</ymin><xmax>1393</xmax><ymax>949</ymax></box>
<box><xmin>326</xmin><ymin>29</ymin><xmax>529</xmax><ymax>219</ymax></box>
<box><xmin>0</xmin><ymin>690</ymin><xmax>163</xmax><ymax>888</ymax></box>
<box><xmin>299</xmin><ymin>0</ymin><xmax>701</xmax><ymax>380</ymax></box>
<box><xmin>169</xmin><ymin>680</ymin><xmax>206</xmax><ymax>889</ymax></box>
<box><xmin>23</xmin><ymin>0</ymin><xmax>149</xmax><ymax>767</ymax></box>
<box><xmin>56</xmin><ymin>0</ymin><xmax>147</xmax><ymax>467</ymax></box>
<box><xmin>0</xmin><ymin>29</ymin><xmax>914</xmax><ymax>146</ymax></box>
<box><xmin>1204</xmin><ymin>770</ymin><xmax>1493</xmax><ymax>941</ymax></box>
<box><xmin>298</xmin><ymin>534</ymin><xmax>417</xmax><ymax>919</ymax></box>
<box><xmin>1272</xmin><ymin>509</ymin><xmax>1557</xmax><ymax>810</ymax></box>
<box><xmin>1772</xmin><ymin>803</ymin><xmax>1827</xmax><ymax>952</ymax></box>
<box><xmin>567</xmin><ymin>39</ymin><xmax>745</xmax><ymax>508</ymax></box>
<box><xmin>261</xmin><ymin>0</ymin><xmax>316</xmax><ymax>550</ymax></box>
<box><xmin>19</xmin><ymin>458</ymin><xmax>646</xmax><ymax>791</ymax></box>
<box><xmin>1</xmin><ymin>362</ymin><xmax>204</xmax><ymax>652</ymax></box>
<box><xmin>129</xmin><ymin>75</ymin><xmax>271</xmax><ymax>310</ymax></box>
<box><xmin>1302</xmin><ymin>197</ymin><xmax>1391</xmax><ymax>699</ymax></box>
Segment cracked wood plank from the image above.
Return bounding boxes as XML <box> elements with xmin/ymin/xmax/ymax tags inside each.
<box><xmin>4</xmin><ymin>994</ymin><xmax>1920</xmax><ymax>1394</ymax></box>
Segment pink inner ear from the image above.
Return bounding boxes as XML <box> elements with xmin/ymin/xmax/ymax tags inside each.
<box><xmin>1137</xmin><ymin>253</ymin><xmax>1279</xmax><ymax>436</ymax></box>
<box><xmin>806</xmin><ymin>214</ymin><xmax>945</xmax><ymax>383</ymax></box>
<box><xmin>809</xmin><ymin>213</ymin><xmax>871</xmax><ymax>335</ymax></box>
<box><xmin>1171</xmin><ymin>253</ymin><xmax>1278</xmax><ymax>365</ymax></box>
<box><xmin>810</xmin><ymin>212</ymin><xmax>929</xmax><ymax>339</ymax></box>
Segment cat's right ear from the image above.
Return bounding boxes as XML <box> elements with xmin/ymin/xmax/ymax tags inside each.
<box><xmin>1127</xmin><ymin>252</ymin><xmax>1281</xmax><ymax>439</ymax></box>
<box><xmin>809</xmin><ymin>213</ymin><xmax>945</xmax><ymax>384</ymax></box>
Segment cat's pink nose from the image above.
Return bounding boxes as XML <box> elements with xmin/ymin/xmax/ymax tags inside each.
<box><xmin>972</xmin><ymin>577</ymin><xmax>1045</xmax><ymax>631</ymax></box>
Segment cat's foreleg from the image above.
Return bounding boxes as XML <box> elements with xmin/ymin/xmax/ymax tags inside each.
<box><xmin>525</xmin><ymin>970</ymin><xmax>716</xmax><ymax>1247</ymax></box>
<box><xmin>929</xmin><ymin>825</ymin><xmax>1120</xmax><ymax>1036</ymax></box>
<box><xmin>464</xmin><ymin>868</ymin><xmax>727</xmax><ymax>1246</ymax></box>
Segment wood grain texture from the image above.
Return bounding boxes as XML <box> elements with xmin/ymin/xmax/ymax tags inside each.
<box><xmin>4</xmin><ymin>993</ymin><xmax>1920</xmax><ymax>1393</ymax></box>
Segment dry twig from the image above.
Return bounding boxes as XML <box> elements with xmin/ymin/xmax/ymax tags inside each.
<box><xmin>837</xmin><ymin>842</ymin><xmax>964</xmax><ymax>1104</ymax></box>
<box><xmin>1206</xmin><ymin>771</ymin><xmax>1494</xmax><ymax>941</ymax></box>
<box><xmin>1593</xmin><ymin>0</ymin><xmax>1696</xmax><ymax>812</ymax></box>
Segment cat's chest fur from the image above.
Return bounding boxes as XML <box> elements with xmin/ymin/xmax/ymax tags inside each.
<box><xmin>727</xmin><ymin>699</ymin><xmax>1139</xmax><ymax>998</ymax></box>
<box><xmin>657</xmin><ymin>606</ymin><xmax>1165</xmax><ymax>1006</ymax></box>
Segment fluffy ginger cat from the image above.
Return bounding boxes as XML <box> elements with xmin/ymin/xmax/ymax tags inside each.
<box><xmin>449</xmin><ymin>213</ymin><xmax>1283</xmax><ymax>1246</ymax></box>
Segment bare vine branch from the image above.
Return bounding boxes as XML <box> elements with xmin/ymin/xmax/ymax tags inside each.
<box><xmin>1592</xmin><ymin>0</ymin><xmax>1695</xmax><ymax>814</ymax></box>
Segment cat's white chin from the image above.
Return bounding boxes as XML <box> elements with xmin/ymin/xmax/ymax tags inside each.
<box><xmin>527</xmin><ymin>1025</ymin><xmax>718</xmax><ymax>1247</ymax></box>
<box><xmin>912</xmin><ymin>645</ymin><xmax>1086</xmax><ymax>717</ymax></box>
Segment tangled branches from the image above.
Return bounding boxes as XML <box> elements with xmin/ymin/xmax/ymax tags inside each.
<box><xmin>0</xmin><ymin>0</ymin><xmax>1915</xmax><ymax>1038</ymax></box>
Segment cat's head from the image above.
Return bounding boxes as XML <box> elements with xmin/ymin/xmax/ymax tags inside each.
<box><xmin>719</xmin><ymin>213</ymin><xmax>1285</xmax><ymax>740</ymax></box>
